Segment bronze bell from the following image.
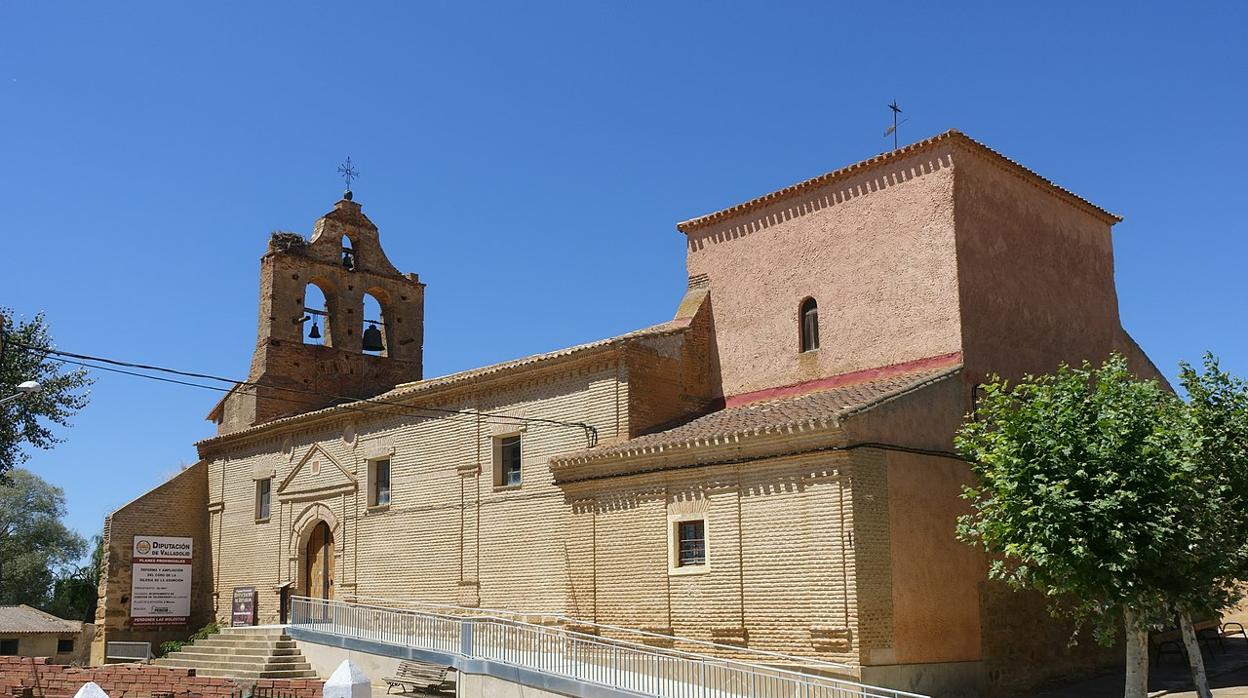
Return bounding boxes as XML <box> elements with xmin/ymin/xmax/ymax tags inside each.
<box><xmin>362</xmin><ymin>324</ymin><xmax>384</xmax><ymax>352</ymax></box>
<box><xmin>308</xmin><ymin>321</ymin><xmax>321</xmax><ymax>340</ymax></box>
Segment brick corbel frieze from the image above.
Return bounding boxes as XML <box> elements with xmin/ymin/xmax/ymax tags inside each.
<box><xmin>550</xmin><ymin>423</ymin><xmax>848</xmax><ymax>483</ymax></box>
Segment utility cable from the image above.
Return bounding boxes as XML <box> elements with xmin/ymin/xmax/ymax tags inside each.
<box><xmin>17</xmin><ymin>343</ymin><xmax>599</xmax><ymax>445</ymax></box>
<box><xmin>43</xmin><ymin>356</ymin><xmax>520</xmax><ymax>432</ymax></box>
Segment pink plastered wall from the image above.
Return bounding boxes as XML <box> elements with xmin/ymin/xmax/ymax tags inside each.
<box><xmin>951</xmin><ymin>149</ymin><xmax>1161</xmax><ymax>384</ymax></box>
<box><xmin>683</xmin><ymin>145</ymin><xmax>964</xmax><ymax>399</ymax></box>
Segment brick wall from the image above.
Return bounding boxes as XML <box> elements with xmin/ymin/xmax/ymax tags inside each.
<box><xmin>217</xmin><ymin>198</ymin><xmax>426</xmax><ymax>434</ymax></box>
<box><xmin>681</xmin><ymin>145</ymin><xmax>963</xmax><ymax>399</ymax></box>
<box><xmin>563</xmin><ymin>449</ymin><xmax>860</xmax><ymax>665</ymax></box>
<box><xmin>624</xmin><ymin>288</ymin><xmax>717</xmax><ymax>435</ymax></box>
<box><xmin>0</xmin><ymin>657</ymin><xmax>321</xmax><ymax>698</ymax></box>
<box><xmin>92</xmin><ymin>463</ymin><xmax>212</xmax><ymax>665</ymax></box>
<box><xmin>979</xmin><ymin>582</ymin><xmax>1120</xmax><ymax>693</ymax></box>
<box><xmin>203</xmin><ymin>357</ymin><xmax>628</xmax><ymax>625</ymax></box>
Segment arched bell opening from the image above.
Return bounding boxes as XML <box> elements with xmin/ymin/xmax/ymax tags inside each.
<box><xmin>300</xmin><ymin>281</ymin><xmax>335</xmax><ymax>347</ymax></box>
<box><xmin>362</xmin><ymin>290</ymin><xmax>389</xmax><ymax>356</ymax></box>
<box><xmin>341</xmin><ymin>234</ymin><xmax>356</xmax><ymax>271</ymax></box>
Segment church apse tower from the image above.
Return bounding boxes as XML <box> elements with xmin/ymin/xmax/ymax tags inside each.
<box><xmin>209</xmin><ymin>195</ymin><xmax>425</xmax><ymax>434</ymax></box>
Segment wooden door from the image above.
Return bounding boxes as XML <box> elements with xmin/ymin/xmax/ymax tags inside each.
<box><xmin>305</xmin><ymin>521</ymin><xmax>334</xmax><ymax>600</ymax></box>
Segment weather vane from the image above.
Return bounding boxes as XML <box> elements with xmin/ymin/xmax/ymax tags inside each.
<box><xmin>884</xmin><ymin>101</ymin><xmax>906</xmax><ymax>151</ymax></box>
<box><xmin>337</xmin><ymin>156</ymin><xmax>360</xmax><ymax>199</ymax></box>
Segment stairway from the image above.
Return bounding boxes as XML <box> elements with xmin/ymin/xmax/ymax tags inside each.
<box><xmin>153</xmin><ymin>627</ymin><xmax>318</xmax><ymax>679</ymax></box>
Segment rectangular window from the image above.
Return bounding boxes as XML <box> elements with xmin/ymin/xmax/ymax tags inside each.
<box><xmin>57</xmin><ymin>638</ymin><xmax>74</xmax><ymax>653</ymax></box>
<box><xmin>0</xmin><ymin>639</ymin><xmax>17</xmax><ymax>656</ymax></box>
<box><xmin>677</xmin><ymin>520</ymin><xmax>706</xmax><ymax>567</ymax></box>
<box><xmin>495</xmin><ymin>435</ymin><xmax>522</xmax><ymax>487</ymax></box>
<box><xmin>256</xmin><ymin>478</ymin><xmax>271</xmax><ymax>521</ymax></box>
<box><xmin>370</xmin><ymin>459</ymin><xmax>391</xmax><ymax>507</ymax></box>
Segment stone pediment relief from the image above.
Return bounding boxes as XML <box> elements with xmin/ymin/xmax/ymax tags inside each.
<box><xmin>278</xmin><ymin>443</ymin><xmax>356</xmax><ymax>500</ymax></box>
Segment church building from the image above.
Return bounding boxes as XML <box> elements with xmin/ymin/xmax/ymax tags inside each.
<box><xmin>93</xmin><ymin>130</ymin><xmax>1163</xmax><ymax>696</ymax></box>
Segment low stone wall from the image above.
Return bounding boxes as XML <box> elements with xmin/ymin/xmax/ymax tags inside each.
<box><xmin>0</xmin><ymin>657</ymin><xmax>322</xmax><ymax>698</ymax></box>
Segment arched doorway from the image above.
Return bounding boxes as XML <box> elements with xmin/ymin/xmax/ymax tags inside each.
<box><xmin>304</xmin><ymin>521</ymin><xmax>334</xmax><ymax>600</ymax></box>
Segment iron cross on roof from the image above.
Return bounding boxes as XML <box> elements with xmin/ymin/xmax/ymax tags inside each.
<box><xmin>885</xmin><ymin>101</ymin><xmax>904</xmax><ymax>151</ymax></box>
<box><xmin>337</xmin><ymin>157</ymin><xmax>360</xmax><ymax>199</ymax></box>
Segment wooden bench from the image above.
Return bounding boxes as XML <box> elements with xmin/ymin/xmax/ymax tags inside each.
<box><xmin>1151</xmin><ymin>620</ymin><xmax>1247</xmax><ymax>666</ymax></box>
<box><xmin>384</xmin><ymin>661</ymin><xmax>450</xmax><ymax>695</ymax></box>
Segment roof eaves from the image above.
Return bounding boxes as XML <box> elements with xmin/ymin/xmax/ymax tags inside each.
<box><xmin>838</xmin><ymin>364</ymin><xmax>964</xmax><ymax>418</ymax></box>
<box><xmin>676</xmin><ymin>129</ymin><xmax>1121</xmax><ymax>234</ymax></box>
<box><xmin>552</xmin><ymin>364</ymin><xmax>965</xmax><ymax>469</ymax></box>
<box><xmin>195</xmin><ymin>320</ymin><xmax>690</xmax><ymax>448</ymax></box>
<box><xmin>551</xmin><ymin>415</ymin><xmax>841</xmax><ymax>468</ymax></box>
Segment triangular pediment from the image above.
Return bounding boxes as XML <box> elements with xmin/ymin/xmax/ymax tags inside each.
<box><xmin>278</xmin><ymin>444</ymin><xmax>356</xmax><ymax>499</ymax></box>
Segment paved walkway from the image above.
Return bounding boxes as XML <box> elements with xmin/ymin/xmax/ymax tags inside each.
<box><xmin>1029</xmin><ymin>637</ymin><xmax>1248</xmax><ymax>697</ymax></box>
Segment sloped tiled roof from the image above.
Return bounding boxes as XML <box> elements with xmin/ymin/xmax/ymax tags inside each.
<box><xmin>0</xmin><ymin>606</ymin><xmax>81</xmax><ymax>634</ymax></box>
<box><xmin>199</xmin><ymin>319</ymin><xmax>691</xmax><ymax>446</ymax></box>
<box><xmin>553</xmin><ymin>362</ymin><xmax>962</xmax><ymax>466</ymax></box>
<box><xmin>676</xmin><ymin>129</ymin><xmax>1121</xmax><ymax>233</ymax></box>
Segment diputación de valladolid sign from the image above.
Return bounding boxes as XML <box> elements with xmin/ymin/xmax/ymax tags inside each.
<box><xmin>130</xmin><ymin>536</ymin><xmax>192</xmax><ymax>626</ymax></box>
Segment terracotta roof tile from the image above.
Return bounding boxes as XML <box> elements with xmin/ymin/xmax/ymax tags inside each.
<box><xmin>0</xmin><ymin>606</ymin><xmax>81</xmax><ymax>634</ymax></box>
<box><xmin>553</xmin><ymin>363</ymin><xmax>962</xmax><ymax>465</ymax></box>
<box><xmin>198</xmin><ymin>319</ymin><xmax>690</xmax><ymax>446</ymax></box>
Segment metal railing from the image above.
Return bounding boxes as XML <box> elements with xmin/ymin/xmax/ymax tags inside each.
<box><xmin>344</xmin><ymin>594</ymin><xmax>860</xmax><ymax>674</ymax></box>
<box><xmin>289</xmin><ymin>596</ymin><xmax>926</xmax><ymax>698</ymax></box>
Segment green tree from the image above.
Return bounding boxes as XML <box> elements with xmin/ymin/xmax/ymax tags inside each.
<box><xmin>1158</xmin><ymin>355</ymin><xmax>1248</xmax><ymax>698</ymax></box>
<box><xmin>956</xmin><ymin>355</ymin><xmax>1187</xmax><ymax>698</ymax></box>
<box><xmin>0</xmin><ymin>308</ymin><xmax>92</xmax><ymax>479</ymax></box>
<box><xmin>0</xmin><ymin>469</ymin><xmax>86</xmax><ymax>607</ymax></box>
<box><xmin>47</xmin><ymin>534</ymin><xmax>103</xmax><ymax>623</ymax></box>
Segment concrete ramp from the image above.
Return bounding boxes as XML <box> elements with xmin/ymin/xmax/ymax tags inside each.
<box><xmin>286</xmin><ymin>596</ymin><xmax>926</xmax><ymax>698</ymax></box>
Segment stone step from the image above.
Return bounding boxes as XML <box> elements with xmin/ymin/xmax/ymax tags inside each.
<box><xmin>208</xmin><ymin>634</ymin><xmax>292</xmax><ymax>643</ymax></box>
<box><xmin>155</xmin><ymin>625</ymin><xmax>315</xmax><ymax>681</ymax></box>
<box><xmin>218</xmin><ymin>627</ymin><xmax>290</xmax><ymax>637</ymax></box>
<box><xmin>165</xmin><ymin>644</ymin><xmax>302</xmax><ymax>657</ymax></box>
<box><xmin>193</xmin><ymin>638</ymin><xmax>297</xmax><ymax>649</ymax></box>
<box><xmin>155</xmin><ymin>657</ymin><xmax>314</xmax><ymax>673</ymax></box>
<box><xmin>162</xmin><ymin>650</ymin><xmax>310</xmax><ymax>666</ymax></box>
<box><xmin>191</xmin><ymin>667</ymin><xmax>319</xmax><ymax>680</ymax></box>
<box><xmin>155</xmin><ymin>657</ymin><xmax>265</xmax><ymax>670</ymax></box>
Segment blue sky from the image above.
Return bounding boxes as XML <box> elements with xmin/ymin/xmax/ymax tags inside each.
<box><xmin>1</xmin><ymin>2</ymin><xmax>1245</xmax><ymax>542</ymax></box>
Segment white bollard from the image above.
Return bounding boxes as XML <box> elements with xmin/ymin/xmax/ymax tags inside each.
<box><xmin>73</xmin><ymin>682</ymin><xmax>110</xmax><ymax>698</ymax></box>
<box><xmin>323</xmin><ymin>660</ymin><xmax>371</xmax><ymax>698</ymax></box>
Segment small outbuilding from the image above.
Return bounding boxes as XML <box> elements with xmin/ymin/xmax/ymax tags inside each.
<box><xmin>0</xmin><ymin>605</ymin><xmax>91</xmax><ymax>664</ymax></box>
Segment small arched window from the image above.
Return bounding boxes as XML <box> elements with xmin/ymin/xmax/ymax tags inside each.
<box><xmin>799</xmin><ymin>298</ymin><xmax>819</xmax><ymax>352</ymax></box>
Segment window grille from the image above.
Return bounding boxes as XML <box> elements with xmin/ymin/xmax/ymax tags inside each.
<box><xmin>677</xmin><ymin>520</ymin><xmax>706</xmax><ymax>567</ymax></box>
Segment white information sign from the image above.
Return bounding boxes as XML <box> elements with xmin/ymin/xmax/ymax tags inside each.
<box><xmin>130</xmin><ymin>535</ymin><xmax>192</xmax><ymax>626</ymax></box>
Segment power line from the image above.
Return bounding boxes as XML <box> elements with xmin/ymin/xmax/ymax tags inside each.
<box><xmin>43</xmin><ymin>356</ymin><xmax>506</xmax><ymax>432</ymax></box>
<box><xmin>18</xmin><ymin>343</ymin><xmax>599</xmax><ymax>445</ymax></box>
